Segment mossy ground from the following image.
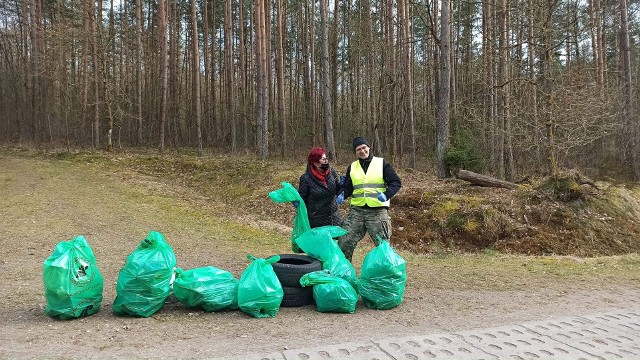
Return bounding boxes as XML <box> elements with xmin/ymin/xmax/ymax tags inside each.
<box><xmin>5</xmin><ymin>146</ymin><xmax>640</xmax><ymax>258</ymax></box>
<box><xmin>394</xmin><ymin>170</ymin><xmax>640</xmax><ymax>256</ymax></box>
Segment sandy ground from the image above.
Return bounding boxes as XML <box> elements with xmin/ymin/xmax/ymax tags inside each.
<box><xmin>1</xmin><ymin>154</ymin><xmax>638</xmax><ymax>359</ymax></box>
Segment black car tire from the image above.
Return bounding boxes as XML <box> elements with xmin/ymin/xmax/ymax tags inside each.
<box><xmin>280</xmin><ymin>286</ymin><xmax>314</xmax><ymax>307</ymax></box>
<box><xmin>272</xmin><ymin>254</ymin><xmax>322</xmax><ymax>288</ymax></box>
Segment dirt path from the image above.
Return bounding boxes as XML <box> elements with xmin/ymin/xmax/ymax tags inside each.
<box><xmin>1</xmin><ymin>154</ymin><xmax>639</xmax><ymax>359</ymax></box>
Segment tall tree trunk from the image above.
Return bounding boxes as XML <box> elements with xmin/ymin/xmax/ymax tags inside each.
<box><xmin>158</xmin><ymin>0</ymin><xmax>168</xmax><ymax>153</ymax></box>
<box><xmin>203</xmin><ymin>0</ymin><xmax>210</xmax><ymax>147</ymax></box>
<box><xmin>618</xmin><ymin>0</ymin><xmax>631</xmax><ymax>117</ymax></box>
<box><xmin>210</xmin><ymin>1</ymin><xmax>218</xmax><ymax>145</ymax></box>
<box><xmin>190</xmin><ymin>0</ymin><xmax>202</xmax><ymax>155</ymax></box>
<box><xmin>618</xmin><ymin>0</ymin><xmax>635</xmax><ymax>177</ymax></box>
<box><xmin>28</xmin><ymin>0</ymin><xmax>42</xmax><ymax>145</ymax></box>
<box><xmin>239</xmin><ymin>0</ymin><xmax>248</xmax><ymax>148</ymax></box>
<box><xmin>255</xmin><ymin>0</ymin><xmax>269</xmax><ymax>158</ymax></box>
<box><xmin>541</xmin><ymin>0</ymin><xmax>558</xmax><ymax>176</ymax></box>
<box><xmin>19</xmin><ymin>0</ymin><xmax>29</xmax><ymax>142</ymax></box>
<box><xmin>168</xmin><ymin>0</ymin><xmax>179</xmax><ymax>148</ymax></box>
<box><xmin>400</xmin><ymin>0</ymin><xmax>416</xmax><ymax>169</ymax></box>
<box><xmin>303</xmin><ymin>0</ymin><xmax>317</xmax><ymax>145</ymax></box>
<box><xmin>81</xmin><ymin>0</ymin><xmax>91</xmax><ymax>144</ymax></box>
<box><xmin>382</xmin><ymin>0</ymin><xmax>395</xmax><ymax>156</ymax></box>
<box><xmin>320</xmin><ymin>0</ymin><xmax>336</xmax><ymax>160</ymax></box>
<box><xmin>92</xmin><ymin>0</ymin><xmax>101</xmax><ymax>149</ymax></box>
<box><xmin>482</xmin><ymin>0</ymin><xmax>495</xmax><ymax>169</ymax></box>
<box><xmin>135</xmin><ymin>0</ymin><xmax>143</xmax><ymax>145</ymax></box>
<box><xmin>437</xmin><ymin>0</ymin><xmax>451</xmax><ymax>178</ymax></box>
<box><xmin>106</xmin><ymin>0</ymin><xmax>115</xmax><ymax>151</ymax></box>
<box><xmin>275</xmin><ymin>0</ymin><xmax>286</xmax><ymax>156</ymax></box>
<box><xmin>590</xmin><ymin>0</ymin><xmax>604</xmax><ymax>94</ymax></box>
<box><xmin>331</xmin><ymin>0</ymin><xmax>339</xmax><ymax>152</ymax></box>
<box><xmin>224</xmin><ymin>0</ymin><xmax>236</xmax><ymax>152</ymax></box>
<box><xmin>366</xmin><ymin>2</ymin><xmax>379</xmax><ymax>152</ymax></box>
<box><xmin>528</xmin><ymin>0</ymin><xmax>541</xmax><ymax>168</ymax></box>
<box><xmin>497</xmin><ymin>0</ymin><xmax>508</xmax><ymax>179</ymax></box>
<box><xmin>263</xmin><ymin>0</ymin><xmax>272</xmax><ymax>145</ymax></box>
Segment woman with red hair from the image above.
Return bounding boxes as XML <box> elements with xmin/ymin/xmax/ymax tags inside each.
<box><xmin>295</xmin><ymin>147</ymin><xmax>344</xmax><ymax>228</ymax></box>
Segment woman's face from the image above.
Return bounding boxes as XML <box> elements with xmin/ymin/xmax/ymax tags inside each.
<box><xmin>314</xmin><ymin>154</ymin><xmax>328</xmax><ymax>168</ymax></box>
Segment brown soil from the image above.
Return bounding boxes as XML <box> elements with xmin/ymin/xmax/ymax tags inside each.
<box><xmin>1</xmin><ymin>149</ymin><xmax>639</xmax><ymax>359</ymax></box>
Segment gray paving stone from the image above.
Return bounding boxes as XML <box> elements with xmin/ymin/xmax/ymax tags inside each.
<box><xmin>455</xmin><ymin>324</ymin><xmax>594</xmax><ymax>359</ymax></box>
<box><xmin>213</xmin><ymin>352</ymin><xmax>286</xmax><ymax>360</ymax></box>
<box><xmin>212</xmin><ymin>307</ymin><xmax>640</xmax><ymax>360</ymax></box>
<box><xmin>524</xmin><ymin>315</ymin><xmax>640</xmax><ymax>360</ymax></box>
<box><xmin>375</xmin><ymin>333</ymin><xmax>496</xmax><ymax>360</ymax></box>
<box><xmin>282</xmin><ymin>340</ymin><xmax>391</xmax><ymax>360</ymax></box>
<box><xmin>581</xmin><ymin>309</ymin><xmax>640</xmax><ymax>336</ymax></box>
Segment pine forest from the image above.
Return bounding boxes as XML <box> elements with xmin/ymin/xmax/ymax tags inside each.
<box><xmin>0</xmin><ymin>0</ymin><xmax>638</xmax><ymax>179</ymax></box>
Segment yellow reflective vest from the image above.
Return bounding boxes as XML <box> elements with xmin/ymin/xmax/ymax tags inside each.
<box><xmin>350</xmin><ymin>157</ymin><xmax>390</xmax><ymax>207</ymax></box>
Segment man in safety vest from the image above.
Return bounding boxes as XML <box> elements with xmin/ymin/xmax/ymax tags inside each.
<box><xmin>336</xmin><ymin>136</ymin><xmax>402</xmax><ymax>262</ymax></box>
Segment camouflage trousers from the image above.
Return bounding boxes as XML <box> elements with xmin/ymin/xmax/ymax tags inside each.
<box><xmin>338</xmin><ymin>206</ymin><xmax>391</xmax><ymax>261</ymax></box>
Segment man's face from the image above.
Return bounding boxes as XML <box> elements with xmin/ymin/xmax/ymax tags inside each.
<box><xmin>355</xmin><ymin>144</ymin><xmax>370</xmax><ymax>159</ymax></box>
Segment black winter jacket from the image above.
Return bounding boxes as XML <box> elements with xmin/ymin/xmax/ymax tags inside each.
<box><xmin>298</xmin><ymin>164</ymin><xmax>342</xmax><ymax>228</ymax></box>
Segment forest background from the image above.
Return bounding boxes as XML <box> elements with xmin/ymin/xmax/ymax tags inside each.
<box><xmin>0</xmin><ymin>0</ymin><xmax>638</xmax><ymax>180</ymax></box>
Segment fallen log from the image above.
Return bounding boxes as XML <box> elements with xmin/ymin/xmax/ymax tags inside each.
<box><xmin>456</xmin><ymin>169</ymin><xmax>518</xmax><ymax>190</ymax></box>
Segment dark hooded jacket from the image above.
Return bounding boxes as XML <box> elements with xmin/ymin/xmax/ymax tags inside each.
<box><xmin>298</xmin><ymin>164</ymin><xmax>342</xmax><ymax>228</ymax></box>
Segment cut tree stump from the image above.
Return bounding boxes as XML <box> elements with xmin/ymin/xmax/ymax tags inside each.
<box><xmin>456</xmin><ymin>169</ymin><xmax>518</xmax><ymax>190</ymax></box>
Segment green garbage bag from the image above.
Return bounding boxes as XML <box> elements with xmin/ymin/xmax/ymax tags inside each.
<box><xmin>173</xmin><ymin>266</ymin><xmax>239</xmax><ymax>312</ymax></box>
<box><xmin>112</xmin><ymin>231</ymin><xmax>176</xmax><ymax>317</ymax></box>
<box><xmin>237</xmin><ymin>254</ymin><xmax>283</xmax><ymax>318</ymax></box>
<box><xmin>43</xmin><ymin>236</ymin><xmax>103</xmax><ymax>319</ymax></box>
<box><xmin>294</xmin><ymin>225</ymin><xmax>347</xmax><ymax>260</ymax></box>
<box><xmin>300</xmin><ymin>270</ymin><xmax>357</xmax><ymax>313</ymax></box>
<box><xmin>268</xmin><ymin>182</ymin><xmax>310</xmax><ymax>253</ymax></box>
<box><xmin>359</xmin><ymin>238</ymin><xmax>406</xmax><ymax>310</ymax></box>
<box><xmin>296</xmin><ymin>227</ymin><xmax>359</xmax><ymax>293</ymax></box>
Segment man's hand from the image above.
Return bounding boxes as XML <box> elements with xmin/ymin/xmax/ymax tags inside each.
<box><xmin>337</xmin><ymin>192</ymin><xmax>344</xmax><ymax>205</ymax></box>
<box><xmin>377</xmin><ymin>192</ymin><xmax>387</xmax><ymax>202</ymax></box>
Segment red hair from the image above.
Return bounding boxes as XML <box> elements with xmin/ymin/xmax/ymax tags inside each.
<box><xmin>308</xmin><ymin>147</ymin><xmax>326</xmax><ymax>164</ymax></box>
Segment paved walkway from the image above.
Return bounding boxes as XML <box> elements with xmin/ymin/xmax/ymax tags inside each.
<box><xmin>219</xmin><ymin>307</ymin><xmax>640</xmax><ymax>360</ymax></box>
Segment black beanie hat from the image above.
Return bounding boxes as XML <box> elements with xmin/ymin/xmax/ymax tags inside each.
<box><xmin>352</xmin><ymin>136</ymin><xmax>369</xmax><ymax>151</ymax></box>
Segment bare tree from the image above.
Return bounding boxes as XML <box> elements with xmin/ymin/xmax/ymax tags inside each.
<box><xmin>224</xmin><ymin>0</ymin><xmax>236</xmax><ymax>153</ymax></box>
<box><xmin>202</xmin><ymin>0</ymin><xmax>210</xmax><ymax>146</ymax></box>
<box><xmin>190</xmin><ymin>0</ymin><xmax>202</xmax><ymax>155</ymax></box>
<box><xmin>381</xmin><ymin>0</ymin><xmax>396</xmax><ymax>157</ymax></box>
<box><xmin>168</xmin><ymin>0</ymin><xmax>180</xmax><ymax>148</ymax></box>
<box><xmin>590</xmin><ymin>0</ymin><xmax>605</xmax><ymax>94</ymax></box>
<box><xmin>302</xmin><ymin>0</ymin><xmax>316</xmax><ymax>145</ymax></box>
<box><xmin>540</xmin><ymin>0</ymin><xmax>559</xmax><ymax>176</ymax></box>
<box><xmin>255</xmin><ymin>0</ymin><xmax>269</xmax><ymax>159</ymax></box>
<box><xmin>617</xmin><ymin>0</ymin><xmax>636</xmax><ymax>178</ymax></box>
<box><xmin>28</xmin><ymin>0</ymin><xmax>43</xmax><ymax>145</ymax></box>
<box><xmin>275</xmin><ymin>0</ymin><xmax>286</xmax><ymax>156</ymax></box>
<box><xmin>400</xmin><ymin>0</ymin><xmax>416</xmax><ymax>169</ymax></box>
<box><xmin>158</xmin><ymin>0</ymin><xmax>168</xmax><ymax>153</ymax></box>
<box><xmin>238</xmin><ymin>0</ymin><xmax>249</xmax><ymax>148</ymax></box>
<box><xmin>320</xmin><ymin>0</ymin><xmax>336</xmax><ymax>160</ymax></box>
<box><xmin>527</xmin><ymin>0</ymin><xmax>541</xmax><ymax>168</ymax></box>
<box><xmin>106</xmin><ymin>0</ymin><xmax>116</xmax><ymax>152</ymax></box>
<box><xmin>437</xmin><ymin>0</ymin><xmax>451</xmax><ymax>178</ymax></box>
<box><xmin>497</xmin><ymin>0</ymin><xmax>513</xmax><ymax>180</ymax></box>
<box><xmin>482</xmin><ymin>0</ymin><xmax>496</xmax><ymax>171</ymax></box>
<box><xmin>135</xmin><ymin>0</ymin><xmax>143</xmax><ymax>145</ymax></box>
